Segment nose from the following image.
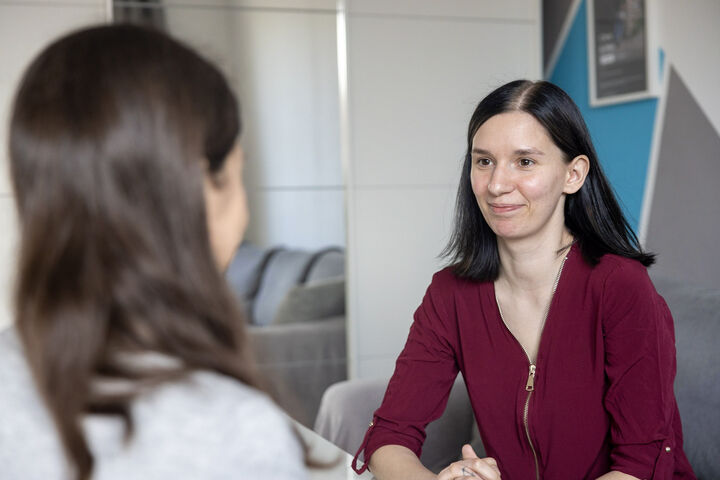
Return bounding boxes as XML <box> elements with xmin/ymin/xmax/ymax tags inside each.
<box><xmin>487</xmin><ymin>163</ymin><xmax>514</xmax><ymax>196</ymax></box>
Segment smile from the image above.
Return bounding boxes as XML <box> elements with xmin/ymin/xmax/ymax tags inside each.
<box><xmin>488</xmin><ymin>203</ymin><xmax>523</xmax><ymax>214</ymax></box>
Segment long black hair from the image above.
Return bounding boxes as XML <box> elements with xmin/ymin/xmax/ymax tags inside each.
<box><xmin>443</xmin><ymin>80</ymin><xmax>654</xmax><ymax>281</ymax></box>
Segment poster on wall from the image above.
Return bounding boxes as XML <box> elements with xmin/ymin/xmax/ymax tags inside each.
<box><xmin>587</xmin><ymin>0</ymin><xmax>658</xmax><ymax>106</ymax></box>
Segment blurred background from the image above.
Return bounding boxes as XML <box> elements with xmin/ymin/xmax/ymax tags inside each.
<box><xmin>1</xmin><ymin>0</ymin><xmax>718</xmax><ymax>429</ymax></box>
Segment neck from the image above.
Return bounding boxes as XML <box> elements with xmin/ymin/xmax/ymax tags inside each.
<box><xmin>496</xmin><ymin>228</ymin><xmax>574</xmax><ymax>294</ymax></box>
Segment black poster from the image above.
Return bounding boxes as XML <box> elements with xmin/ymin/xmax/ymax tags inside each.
<box><xmin>590</xmin><ymin>0</ymin><xmax>650</xmax><ymax>104</ymax></box>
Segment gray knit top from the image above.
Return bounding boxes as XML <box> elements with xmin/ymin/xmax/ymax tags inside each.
<box><xmin>0</xmin><ymin>327</ymin><xmax>308</xmax><ymax>480</ymax></box>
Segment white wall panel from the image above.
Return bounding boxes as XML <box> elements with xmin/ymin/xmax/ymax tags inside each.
<box><xmin>0</xmin><ymin>0</ymin><xmax>103</xmax><ymax>4</ymax></box>
<box><xmin>163</xmin><ymin>0</ymin><xmax>336</xmax><ymax>10</ymax></box>
<box><xmin>349</xmin><ymin>16</ymin><xmax>540</xmax><ymax>187</ymax></box>
<box><xmin>658</xmin><ymin>0</ymin><xmax>720</xmax><ymax>135</ymax></box>
<box><xmin>345</xmin><ymin>2</ymin><xmax>541</xmax><ymax>379</ymax></box>
<box><xmin>163</xmin><ymin>5</ymin><xmax>343</xmax><ymax>249</ymax></box>
<box><xmin>348</xmin><ymin>0</ymin><xmax>538</xmax><ymax>21</ymax></box>
<box><xmin>356</xmin><ymin>356</ymin><xmax>397</xmax><ymax>381</ymax></box>
<box><xmin>352</xmin><ymin>187</ymin><xmax>456</xmax><ymax>359</ymax></box>
<box><xmin>245</xmin><ymin>188</ymin><xmax>345</xmax><ymax>249</ymax></box>
<box><xmin>230</xmin><ymin>10</ymin><xmax>341</xmax><ymax>188</ymax></box>
<box><xmin>163</xmin><ymin>6</ymin><xmax>236</xmax><ymax>72</ymax></box>
<box><xmin>166</xmin><ymin>7</ymin><xmax>340</xmax><ymax>189</ymax></box>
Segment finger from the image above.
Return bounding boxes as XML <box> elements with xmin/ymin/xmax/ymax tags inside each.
<box><xmin>481</xmin><ymin>457</ymin><xmax>501</xmax><ymax>475</ymax></box>
<box><xmin>439</xmin><ymin>468</ymin><xmax>480</xmax><ymax>480</ymax></box>
<box><xmin>462</xmin><ymin>444</ymin><xmax>479</xmax><ymax>460</ymax></box>
<box><xmin>460</xmin><ymin>466</ymin><xmax>480</xmax><ymax>478</ymax></box>
<box><xmin>443</xmin><ymin>463</ymin><xmax>480</xmax><ymax>480</ymax></box>
<box><xmin>486</xmin><ymin>458</ymin><xmax>501</xmax><ymax>476</ymax></box>
<box><xmin>452</xmin><ymin>472</ymin><xmax>493</xmax><ymax>480</ymax></box>
<box><xmin>467</xmin><ymin>460</ymin><xmax>501</xmax><ymax>480</ymax></box>
<box><xmin>451</xmin><ymin>463</ymin><xmax>497</xmax><ymax>480</ymax></box>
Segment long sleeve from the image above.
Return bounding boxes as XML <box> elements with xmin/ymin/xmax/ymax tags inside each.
<box><xmin>352</xmin><ymin>270</ymin><xmax>460</xmax><ymax>473</ymax></box>
<box><xmin>601</xmin><ymin>261</ymin><xmax>688</xmax><ymax>479</ymax></box>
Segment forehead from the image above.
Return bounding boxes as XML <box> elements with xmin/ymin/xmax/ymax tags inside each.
<box><xmin>472</xmin><ymin>111</ymin><xmax>556</xmax><ymax>151</ymax></box>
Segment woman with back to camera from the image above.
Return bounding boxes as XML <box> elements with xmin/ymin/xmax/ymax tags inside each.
<box><xmin>352</xmin><ymin>80</ymin><xmax>696</xmax><ymax>479</ymax></box>
<box><xmin>0</xmin><ymin>25</ymin><xmax>307</xmax><ymax>479</ymax></box>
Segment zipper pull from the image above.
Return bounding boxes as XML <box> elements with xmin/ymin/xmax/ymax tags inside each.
<box><xmin>526</xmin><ymin>364</ymin><xmax>536</xmax><ymax>391</ymax></box>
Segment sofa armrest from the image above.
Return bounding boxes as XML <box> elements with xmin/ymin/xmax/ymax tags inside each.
<box><xmin>314</xmin><ymin>377</ymin><xmax>387</xmax><ymax>455</ymax></box>
<box><xmin>314</xmin><ymin>376</ymin><xmax>479</xmax><ymax>473</ymax></box>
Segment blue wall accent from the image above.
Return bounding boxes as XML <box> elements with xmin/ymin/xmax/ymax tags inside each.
<box><xmin>549</xmin><ymin>0</ymin><xmax>658</xmax><ymax>230</ymax></box>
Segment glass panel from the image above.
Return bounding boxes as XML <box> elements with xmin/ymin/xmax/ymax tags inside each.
<box><xmin>112</xmin><ymin>0</ymin><xmax>346</xmax><ymax>428</ymax></box>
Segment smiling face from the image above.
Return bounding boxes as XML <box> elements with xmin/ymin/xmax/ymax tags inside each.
<box><xmin>470</xmin><ymin>111</ymin><xmax>588</xmax><ymax>244</ymax></box>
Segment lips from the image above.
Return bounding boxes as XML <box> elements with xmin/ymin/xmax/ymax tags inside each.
<box><xmin>488</xmin><ymin>203</ymin><xmax>523</xmax><ymax>214</ymax></box>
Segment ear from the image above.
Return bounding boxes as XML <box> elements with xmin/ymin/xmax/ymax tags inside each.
<box><xmin>564</xmin><ymin>155</ymin><xmax>589</xmax><ymax>194</ymax></box>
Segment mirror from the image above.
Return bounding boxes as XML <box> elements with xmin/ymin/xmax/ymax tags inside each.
<box><xmin>113</xmin><ymin>0</ymin><xmax>347</xmax><ymax>428</ymax></box>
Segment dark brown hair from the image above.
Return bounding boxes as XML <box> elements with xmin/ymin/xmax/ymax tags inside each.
<box><xmin>9</xmin><ymin>24</ymin><xmax>257</xmax><ymax>479</ymax></box>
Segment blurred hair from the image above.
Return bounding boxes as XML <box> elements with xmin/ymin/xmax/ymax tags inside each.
<box><xmin>9</xmin><ymin>24</ymin><xmax>255</xmax><ymax>479</ymax></box>
<box><xmin>443</xmin><ymin>80</ymin><xmax>654</xmax><ymax>280</ymax></box>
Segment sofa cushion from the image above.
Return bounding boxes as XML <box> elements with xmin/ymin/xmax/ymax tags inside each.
<box><xmin>273</xmin><ymin>277</ymin><xmax>345</xmax><ymax>325</ymax></box>
<box><xmin>651</xmin><ymin>273</ymin><xmax>720</xmax><ymax>479</ymax></box>
<box><xmin>305</xmin><ymin>249</ymin><xmax>345</xmax><ymax>283</ymax></box>
<box><xmin>248</xmin><ymin>317</ymin><xmax>347</xmax><ymax>427</ymax></box>
<box><xmin>225</xmin><ymin>243</ymin><xmax>280</xmax><ymax>321</ymax></box>
<box><xmin>251</xmin><ymin>249</ymin><xmax>315</xmax><ymax>326</ymax></box>
<box><xmin>226</xmin><ymin>243</ymin><xmax>267</xmax><ymax>298</ymax></box>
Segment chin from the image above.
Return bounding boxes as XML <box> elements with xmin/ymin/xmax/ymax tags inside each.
<box><xmin>495</xmin><ymin>232</ymin><xmax>524</xmax><ymax>242</ymax></box>
<box><xmin>494</xmin><ymin>224</ymin><xmax>542</xmax><ymax>243</ymax></box>
<box><xmin>486</xmin><ymin>221</ymin><xmax>524</xmax><ymax>239</ymax></box>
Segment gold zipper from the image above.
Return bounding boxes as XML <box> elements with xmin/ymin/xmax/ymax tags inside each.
<box><xmin>495</xmin><ymin>253</ymin><xmax>568</xmax><ymax>480</ymax></box>
<box><xmin>525</xmin><ymin>364</ymin><xmax>536</xmax><ymax>391</ymax></box>
<box><xmin>524</xmin><ymin>366</ymin><xmax>540</xmax><ymax>480</ymax></box>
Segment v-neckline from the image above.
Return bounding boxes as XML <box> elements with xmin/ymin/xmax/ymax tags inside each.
<box><xmin>491</xmin><ymin>243</ymin><xmax>575</xmax><ymax>365</ymax></box>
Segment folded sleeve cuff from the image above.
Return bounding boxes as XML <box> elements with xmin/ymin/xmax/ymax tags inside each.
<box><xmin>611</xmin><ymin>440</ymin><xmax>675</xmax><ymax>479</ymax></box>
<box><xmin>352</xmin><ymin>418</ymin><xmax>424</xmax><ymax>474</ymax></box>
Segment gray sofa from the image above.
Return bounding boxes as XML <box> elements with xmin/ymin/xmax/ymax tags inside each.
<box><xmin>314</xmin><ymin>274</ymin><xmax>720</xmax><ymax>479</ymax></box>
<box><xmin>226</xmin><ymin>242</ymin><xmax>347</xmax><ymax>427</ymax></box>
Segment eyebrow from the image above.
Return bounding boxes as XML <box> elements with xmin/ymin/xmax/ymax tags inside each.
<box><xmin>471</xmin><ymin>147</ymin><xmax>545</xmax><ymax>156</ymax></box>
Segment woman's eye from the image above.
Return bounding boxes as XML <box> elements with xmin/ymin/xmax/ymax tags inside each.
<box><xmin>519</xmin><ymin>158</ymin><xmax>535</xmax><ymax>167</ymax></box>
<box><xmin>475</xmin><ymin>158</ymin><xmax>492</xmax><ymax>166</ymax></box>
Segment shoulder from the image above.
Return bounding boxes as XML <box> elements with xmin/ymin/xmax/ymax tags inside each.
<box><xmin>430</xmin><ymin>266</ymin><xmax>460</xmax><ymax>286</ymax></box>
<box><xmin>189</xmin><ymin>372</ymin><xmax>304</xmax><ymax>458</ymax></box>
<box><xmin>188</xmin><ymin>372</ymin><xmax>297</xmax><ymax>438</ymax></box>
<box><xmin>415</xmin><ymin>267</ymin><xmax>489</xmax><ymax>333</ymax></box>
<box><xmin>422</xmin><ymin>266</ymin><xmax>479</xmax><ymax>310</ymax></box>
<box><xmin>587</xmin><ymin>254</ymin><xmax>667</xmax><ymax>333</ymax></box>
<box><xmin>429</xmin><ymin>266</ymin><xmax>486</xmax><ymax>294</ymax></box>
<box><xmin>126</xmin><ymin>371</ymin><xmax>307</xmax><ymax>479</ymax></box>
<box><xmin>592</xmin><ymin>253</ymin><xmax>655</xmax><ymax>295</ymax></box>
<box><xmin>134</xmin><ymin>370</ymin><xmax>301</xmax><ymax>444</ymax></box>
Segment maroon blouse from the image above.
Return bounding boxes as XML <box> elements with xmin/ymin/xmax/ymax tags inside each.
<box><xmin>352</xmin><ymin>245</ymin><xmax>695</xmax><ymax>479</ymax></box>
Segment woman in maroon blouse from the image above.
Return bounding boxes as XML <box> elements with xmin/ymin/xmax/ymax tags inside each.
<box><xmin>352</xmin><ymin>81</ymin><xmax>696</xmax><ymax>480</ymax></box>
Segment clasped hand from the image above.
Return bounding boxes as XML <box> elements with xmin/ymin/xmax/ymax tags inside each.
<box><xmin>437</xmin><ymin>444</ymin><xmax>501</xmax><ymax>480</ymax></box>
